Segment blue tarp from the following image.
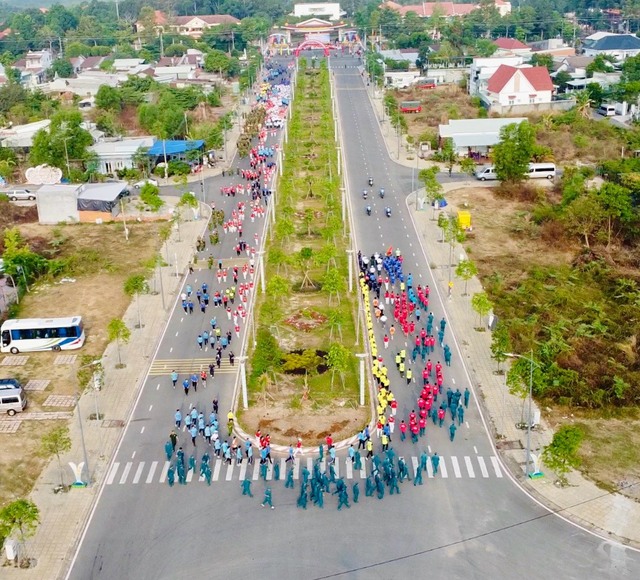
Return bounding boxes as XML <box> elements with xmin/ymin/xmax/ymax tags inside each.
<box><xmin>147</xmin><ymin>140</ymin><xmax>204</xmax><ymax>156</ymax></box>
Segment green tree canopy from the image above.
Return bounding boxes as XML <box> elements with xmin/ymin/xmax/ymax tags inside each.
<box><xmin>492</xmin><ymin>121</ymin><xmax>536</xmax><ymax>183</ymax></box>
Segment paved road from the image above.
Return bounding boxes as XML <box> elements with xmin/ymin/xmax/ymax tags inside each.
<box><xmin>66</xmin><ymin>55</ymin><xmax>640</xmax><ymax>579</ymax></box>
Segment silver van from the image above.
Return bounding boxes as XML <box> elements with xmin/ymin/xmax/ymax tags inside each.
<box><xmin>474</xmin><ymin>165</ymin><xmax>499</xmax><ymax>181</ymax></box>
<box><xmin>0</xmin><ymin>387</ymin><xmax>27</xmax><ymax>415</ymax></box>
<box><xmin>598</xmin><ymin>104</ymin><xmax>616</xmax><ymax>117</ymax></box>
<box><xmin>3</xmin><ymin>189</ymin><xmax>36</xmax><ymax>201</ymax></box>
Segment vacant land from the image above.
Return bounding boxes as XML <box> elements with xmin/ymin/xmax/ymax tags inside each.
<box><xmin>442</xmin><ymin>185</ymin><xmax>640</xmax><ymax>499</ymax></box>
<box><xmin>0</xmin><ymin>218</ymin><xmax>163</xmax><ymax>503</ymax></box>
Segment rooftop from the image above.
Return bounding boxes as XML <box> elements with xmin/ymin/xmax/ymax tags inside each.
<box><xmin>486</xmin><ymin>65</ymin><xmax>553</xmax><ymax>93</ymax></box>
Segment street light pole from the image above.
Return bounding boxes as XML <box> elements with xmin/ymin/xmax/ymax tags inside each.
<box><xmin>75</xmin><ymin>359</ymin><xmax>101</xmax><ymax>485</ymax></box>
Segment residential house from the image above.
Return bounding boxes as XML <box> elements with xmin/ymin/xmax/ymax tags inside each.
<box><xmin>152</xmin><ymin>65</ymin><xmax>197</xmax><ymax>83</ymax></box>
<box><xmin>439</xmin><ymin>117</ymin><xmax>527</xmax><ymax>156</ymax></box>
<box><xmin>69</xmin><ymin>56</ymin><xmax>85</xmax><ymax>74</ymax></box>
<box><xmin>112</xmin><ymin>58</ymin><xmax>147</xmax><ymax>74</ymax></box>
<box><xmin>379</xmin><ymin>49</ymin><xmax>419</xmax><ymax>69</ymax></box>
<box><xmin>89</xmin><ymin>136</ymin><xmax>155</xmax><ymax>175</ymax></box>
<box><xmin>380</xmin><ymin>0</ymin><xmax>511</xmax><ymax>18</ymax></box>
<box><xmin>45</xmin><ymin>72</ymin><xmax>120</xmax><ymax>98</ymax></box>
<box><xmin>552</xmin><ymin>55</ymin><xmax>593</xmax><ymax>91</ymax></box>
<box><xmin>482</xmin><ymin>64</ymin><xmax>555</xmax><ymax>111</ymax></box>
<box><xmin>468</xmin><ymin>56</ymin><xmax>525</xmax><ymax>96</ymax></box>
<box><xmin>14</xmin><ymin>49</ymin><xmax>52</xmax><ymax>86</ymax></box>
<box><xmin>583</xmin><ymin>33</ymin><xmax>640</xmax><ymax>61</ymax></box>
<box><xmin>293</xmin><ymin>3</ymin><xmax>345</xmax><ymax>21</ymax></box>
<box><xmin>170</xmin><ymin>15</ymin><xmax>240</xmax><ymax>39</ymax></box>
<box><xmin>0</xmin><ymin>119</ymin><xmax>51</xmax><ymax>149</ymax></box>
<box><xmin>492</xmin><ymin>37</ymin><xmax>532</xmax><ymax>58</ymax></box>
<box><xmin>77</xmin><ymin>56</ymin><xmax>106</xmax><ymax>72</ymax></box>
<box><xmin>528</xmin><ymin>38</ymin><xmax>575</xmax><ymax>58</ymax></box>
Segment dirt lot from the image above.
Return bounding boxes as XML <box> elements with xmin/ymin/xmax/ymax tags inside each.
<box><xmin>0</xmin><ymin>219</ymin><xmax>163</xmax><ymax>503</ymax></box>
<box><xmin>444</xmin><ymin>185</ymin><xmax>640</xmax><ymax>499</ymax></box>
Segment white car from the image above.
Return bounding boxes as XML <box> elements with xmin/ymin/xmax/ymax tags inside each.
<box><xmin>4</xmin><ymin>189</ymin><xmax>36</xmax><ymax>201</ymax></box>
<box><xmin>132</xmin><ymin>178</ymin><xmax>159</xmax><ymax>189</ymax></box>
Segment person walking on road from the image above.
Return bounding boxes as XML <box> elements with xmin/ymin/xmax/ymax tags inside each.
<box><xmin>169</xmin><ymin>430</ymin><xmax>177</xmax><ymax>452</ymax></box>
<box><xmin>164</xmin><ymin>440</ymin><xmax>173</xmax><ymax>461</ymax></box>
<box><xmin>175</xmin><ymin>409</ymin><xmax>182</xmax><ymax>429</ymax></box>
<box><xmin>431</xmin><ymin>452</ymin><xmax>440</xmax><ymax>475</ymax></box>
<box><xmin>464</xmin><ymin>387</ymin><xmax>470</xmax><ymax>408</ymax></box>
<box><xmin>449</xmin><ymin>422</ymin><xmax>457</xmax><ymax>442</ymax></box>
<box><xmin>183</xmin><ymin>379</ymin><xmax>189</xmax><ymax>396</ymax></box>
<box><xmin>171</xmin><ymin>370</ymin><xmax>178</xmax><ymax>388</ymax></box>
<box><xmin>241</xmin><ymin>478</ymin><xmax>253</xmax><ymax>497</ymax></box>
<box><xmin>190</xmin><ymin>425</ymin><xmax>198</xmax><ymax>446</ymax></box>
<box><xmin>262</xmin><ymin>487</ymin><xmax>274</xmax><ymax>509</ymax></box>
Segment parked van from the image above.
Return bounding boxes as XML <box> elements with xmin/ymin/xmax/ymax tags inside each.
<box><xmin>0</xmin><ymin>387</ymin><xmax>27</xmax><ymax>415</ymax></box>
<box><xmin>474</xmin><ymin>165</ymin><xmax>498</xmax><ymax>181</ymax></box>
<box><xmin>527</xmin><ymin>163</ymin><xmax>556</xmax><ymax>179</ymax></box>
<box><xmin>598</xmin><ymin>104</ymin><xmax>616</xmax><ymax>117</ymax></box>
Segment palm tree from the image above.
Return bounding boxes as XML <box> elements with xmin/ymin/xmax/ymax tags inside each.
<box><xmin>574</xmin><ymin>91</ymin><xmax>593</xmax><ymax>119</ymax></box>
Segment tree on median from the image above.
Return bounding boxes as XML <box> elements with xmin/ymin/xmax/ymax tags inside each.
<box><xmin>41</xmin><ymin>425</ymin><xmax>72</xmax><ymax>486</ymax></box>
<box><xmin>107</xmin><ymin>318</ymin><xmax>130</xmax><ymax>368</ymax></box>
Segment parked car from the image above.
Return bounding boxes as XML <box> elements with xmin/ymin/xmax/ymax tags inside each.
<box><xmin>132</xmin><ymin>178</ymin><xmax>159</xmax><ymax>189</ymax></box>
<box><xmin>3</xmin><ymin>189</ymin><xmax>36</xmax><ymax>201</ymax></box>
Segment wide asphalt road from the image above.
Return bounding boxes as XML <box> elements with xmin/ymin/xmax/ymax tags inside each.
<box><xmin>65</xmin><ymin>54</ymin><xmax>640</xmax><ymax>579</ymax></box>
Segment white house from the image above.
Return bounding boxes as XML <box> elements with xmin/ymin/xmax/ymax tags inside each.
<box><xmin>14</xmin><ymin>50</ymin><xmax>52</xmax><ymax>86</ymax></box>
<box><xmin>89</xmin><ymin>137</ymin><xmax>155</xmax><ymax>176</ymax></box>
<box><xmin>583</xmin><ymin>33</ymin><xmax>640</xmax><ymax>61</ymax></box>
<box><xmin>170</xmin><ymin>15</ymin><xmax>240</xmax><ymax>38</ymax></box>
<box><xmin>492</xmin><ymin>37</ymin><xmax>532</xmax><ymax>58</ymax></box>
<box><xmin>293</xmin><ymin>3</ymin><xmax>344</xmax><ymax>21</ymax></box>
<box><xmin>484</xmin><ymin>65</ymin><xmax>553</xmax><ymax>107</ymax></box>
<box><xmin>0</xmin><ymin>119</ymin><xmax>51</xmax><ymax>149</ymax></box>
<box><xmin>468</xmin><ymin>56</ymin><xmax>524</xmax><ymax>96</ymax></box>
<box><xmin>439</xmin><ymin>117</ymin><xmax>527</xmax><ymax>156</ymax></box>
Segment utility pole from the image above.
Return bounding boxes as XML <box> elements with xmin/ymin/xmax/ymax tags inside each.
<box><xmin>115</xmin><ymin>0</ymin><xmax>120</xmax><ymax>21</ymax></box>
<box><xmin>160</xmin><ymin>33</ymin><xmax>164</xmax><ymax>58</ymax></box>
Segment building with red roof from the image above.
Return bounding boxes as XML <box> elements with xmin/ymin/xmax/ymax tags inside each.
<box><xmin>484</xmin><ymin>64</ymin><xmax>553</xmax><ymax>107</ymax></box>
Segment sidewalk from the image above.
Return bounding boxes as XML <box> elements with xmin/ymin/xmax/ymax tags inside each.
<box><xmin>366</xmin><ymin>86</ymin><xmax>640</xmax><ymax>547</ymax></box>
<box><xmin>2</xmin><ymin>200</ymin><xmax>209</xmax><ymax>578</ymax></box>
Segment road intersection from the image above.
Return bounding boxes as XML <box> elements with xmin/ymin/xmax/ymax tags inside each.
<box><xmin>64</xmin><ymin>54</ymin><xmax>640</xmax><ymax>580</ymax></box>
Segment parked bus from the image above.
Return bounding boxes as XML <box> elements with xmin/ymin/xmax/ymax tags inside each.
<box><xmin>400</xmin><ymin>101</ymin><xmax>422</xmax><ymax>113</ymax></box>
<box><xmin>1</xmin><ymin>316</ymin><xmax>85</xmax><ymax>354</ymax></box>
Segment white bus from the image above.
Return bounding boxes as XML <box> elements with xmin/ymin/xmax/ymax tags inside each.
<box><xmin>1</xmin><ymin>316</ymin><xmax>85</xmax><ymax>354</ymax></box>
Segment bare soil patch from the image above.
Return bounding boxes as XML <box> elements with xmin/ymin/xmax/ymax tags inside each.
<box><xmin>0</xmin><ymin>220</ymin><xmax>163</xmax><ymax>504</ymax></box>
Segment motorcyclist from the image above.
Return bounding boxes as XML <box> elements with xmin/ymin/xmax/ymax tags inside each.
<box><xmin>366</xmin><ymin>205</ymin><xmax>372</xmax><ymax>216</ymax></box>
<box><xmin>362</xmin><ymin>189</ymin><xmax>368</xmax><ymax>199</ymax></box>
<box><xmin>385</xmin><ymin>206</ymin><xmax>391</xmax><ymax>217</ymax></box>
<box><xmin>368</xmin><ymin>177</ymin><xmax>373</xmax><ymax>186</ymax></box>
<box><xmin>379</xmin><ymin>188</ymin><xmax>385</xmax><ymax>198</ymax></box>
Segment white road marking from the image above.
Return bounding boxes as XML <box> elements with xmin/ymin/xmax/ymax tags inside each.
<box><xmin>411</xmin><ymin>456</ymin><xmax>419</xmax><ymax>476</ymax></box>
<box><xmin>131</xmin><ymin>452</ymin><xmax>136</xmax><ymax>460</ymax></box>
<box><xmin>252</xmin><ymin>461</ymin><xmax>260</xmax><ymax>481</ymax></box>
<box><xmin>149</xmin><ymin>405</ymin><xmax>153</xmax><ymax>412</ymax></box>
<box><xmin>140</xmin><ymin>426</ymin><xmax>145</xmax><ymax>434</ymax></box>
<box><xmin>451</xmin><ymin>456</ymin><xmax>462</xmax><ymax>478</ymax></box>
<box><xmin>474</xmin><ymin>446</ymin><xmax>478</xmax><ymax>453</ymax></box>
<box><xmin>239</xmin><ymin>461</ymin><xmax>247</xmax><ymax>480</ymax></box>
<box><xmin>119</xmin><ymin>462</ymin><xmax>132</xmax><ymax>484</ymax></box>
<box><xmin>491</xmin><ymin>456</ymin><xmax>503</xmax><ymax>478</ymax></box>
<box><xmin>440</xmin><ymin>459</ymin><xmax>448</xmax><ymax>478</ymax></box>
<box><xmin>477</xmin><ymin>456</ymin><xmax>489</xmax><ymax>478</ymax></box>
<box><xmin>146</xmin><ymin>461</ymin><xmax>158</xmax><ymax>483</ymax></box>
<box><xmin>175</xmin><ymin>331</ymin><xmax>179</xmax><ymax>336</ymax></box>
<box><xmin>293</xmin><ymin>458</ymin><xmax>300</xmax><ymax>479</ymax></box>
<box><xmin>465</xmin><ymin>456</ymin><xmax>476</xmax><ymax>478</ymax></box>
<box><xmin>106</xmin><ymin>462</ymin><xmax>119</xmax><ymax>485</ymax></box>
<box><xmin>169</xmin><ymin>347</ymin><xmax>173</xmax><ymax>353</ymax></box>
<box><xmin>213</xmin><ymin>459</ymin><xmax>222</xmax><ymax>481</ymax></box>
<box><xmin>186</xmin><ymin>469</ymin><xmax>193</xmax><ymax>482</ymax></box>
<box><xmin>346</xmin><ymin>460</ymin><xmax>353</xmax><ymax>479</ymax></box>
<box><xmin>159</xmin><ymin>461</ymin><xmax>170</xmax><ymax>483</ymax></box>
<box><xmin>466</xmin><ymin>421</ymin><xmax>470</xmax><ymax>429</ymax></box>
<box><xmin>266</xmin><ymin>462</ymin><xmax>273</xmax><ymax>481</ymax></box>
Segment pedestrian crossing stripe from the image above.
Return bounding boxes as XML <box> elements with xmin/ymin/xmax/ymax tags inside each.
<box><xmin>149</xmin><ymin>358</ymin><xmax>237</xmax><ymax>376</ymax></box>
<box><xmin>104</xmin><ymin>455</ymin><xmax>504</xmax><ymax>486</ymax></box>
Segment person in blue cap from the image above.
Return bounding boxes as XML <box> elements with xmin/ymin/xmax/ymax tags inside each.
<box><xmin>164</xmin><ymin>440</ymin><xmax>173</xmax><ymax>461</ymax></box>
<box><xmin>398</xmin><ymin>457</ymin><xmax>410</xmax><ymax>482</ymax></box>
<box><xmin>260</xmin><ymin>462</ymin><xmax>268</xmax><ymax>481</ymax></box>
<box><xmin>261</xmin><ymin>487</ymin><xmax>274</xmax><ymax>509</ymax></box>
<box><xmin>354</xmin><ymin>451</ymin><xmax>363</xmax><ymax>471</ymax></box>
<box><xmin>204</xmin><ymin>464</ymin><xmax>212</xmax><ymax>486</ymax></box>
<box><xmin>457</xmin><ymin>404</ymin><xmax>464</xmax><ymax>426</ymax></box>
<box><xmin>167</xmin><ymin>465</ymin><xmax>175</xmax><ymax>487</ymax></box>
<box><xmin>241</xmin><ymin>478</ymin><xmax>253</xmax><ymax>497</ymax></box>
<box><xmin>420</xmin><ymin>451</ymin><xmax>428</xmax><ymax>472</ymax></box>
<box><xmin>273</xmin><ymin>461</ymin><xmax>280</xmax><ymax>481</ymax></box>
<box><xmin>301</xmin><ymin>465</ymin><xmax>310</xmax><ymax>485</ymax></box>
<box><xmin>449</xmin><ymin>422</ymin><xmax>457</xmax><ymax>442</ymax></box>
<box><xmin>365</xmin><ymin>475</ymin><xmax>375</xmax><ymax>497</ymax></box>
<box><xmin>375</xmin><ymin>474</ymin><xmax>385</xmax><ymax>499</ymax></box>
<box><xmin>413</xmin><ymin>466</ymin><xmax>424</xmax><ymax>486</ymax></box>
<box><xmin>176</xmin><ymin>447</ymin><xmax>185</xmax><ymax>468</ymax></box>
<box><xmin>337</xmin><ymin>489</ymin><xmax>350</xmax><ymax>510</ymax></box>
<box><xmin>188</xmin><ymin>454</ymin><xmax>196</xmax><ymax>472</ymax></box>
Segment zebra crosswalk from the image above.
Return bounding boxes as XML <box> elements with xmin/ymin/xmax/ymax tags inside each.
<box><xmin>105</xmin><ymin>454</ymin><xmax>504</xmax><ymax>486</ymax></box>
<box><xmin>149</xmin><ymin>358</ymin><xmax>236</xmax><ymax>376</ymax></box>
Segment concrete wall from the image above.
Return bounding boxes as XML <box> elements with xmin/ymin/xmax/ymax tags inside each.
<box><xmin>37</xmin><ymin>192</ymin><xmax>79</xmax><ymax>224</ymax></box>
<box><xmin>482</xmin><ymin>97</ymin><xmax>575</xmax><ymax>115</ymax></box>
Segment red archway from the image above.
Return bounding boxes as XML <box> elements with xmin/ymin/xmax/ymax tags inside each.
<box><xmin>294</xmin><ymin>38</ymin><xmax>330</xmax><ymax>57</ymax></box>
